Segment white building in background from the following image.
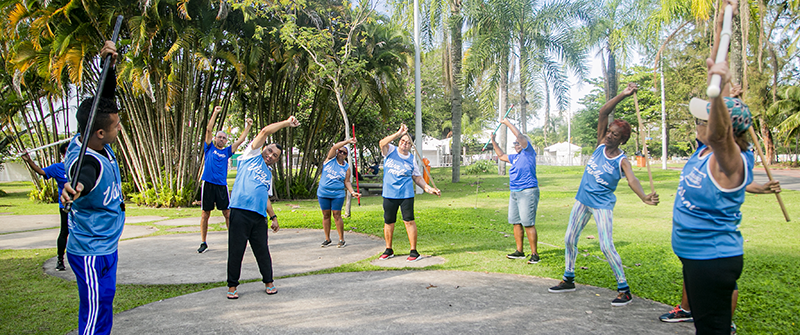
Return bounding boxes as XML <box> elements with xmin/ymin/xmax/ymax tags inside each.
<box><xmin>540</xmin><ymin>142</ymin><xmax>584</xmax><ymax>166</ymax></box>
<box><xmin>420</xmin><ymin>134</ymin><xmax>451</xmax><ymax>167</ymax></box>
<box><xmin>0</xmin><ymin>162</ymin><xmax>31</xmax><ymax>182</ymax></box>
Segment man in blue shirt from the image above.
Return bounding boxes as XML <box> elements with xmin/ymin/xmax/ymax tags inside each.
<box><xmin>21</xmin><ymin>142</ymin><xmax>70</xmax><ymax>271</ymax></box>
<box><xmin>60</xmin><ymin>40</ymin><xmax>123</xmax><ymax>335</ymax></box>
<box><xmin>197</xmin><ymin>106</ymin><xmax>253</xmax><ymax>253</ymax></box>
<box><xmin>490</xmin><ymin>118</ymin><xmax>540</xmax><ymax>264</ymax></box>
<box><xmin>226</xmin><ymin>116</ymin><xmax>299</xmax><ymax>299</ymax></box>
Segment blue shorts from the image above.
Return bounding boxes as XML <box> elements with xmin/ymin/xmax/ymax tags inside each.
<box><xmin>508</xmin><ymin>187</ymin><xmax>540</xmax><ymax>227</ymax></box>
<box><xmin>318</xmin><ymin>197</ymin><xmax>345</xmax><ymax>211</ymax></box>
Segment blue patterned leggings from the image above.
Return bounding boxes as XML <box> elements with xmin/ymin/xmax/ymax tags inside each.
<box><xmin>563</xmin><ymin>200</ymin><xmax>628</xmax><ymax>290</ymax></box>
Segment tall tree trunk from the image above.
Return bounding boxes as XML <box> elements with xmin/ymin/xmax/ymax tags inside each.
<box><xmin>450</xmin><ymin>7</ymin><xmax>463</xmax><ymax>183</ymax></box>
<box><xmin>544</xmin><ymin>75</ymin><xmax>550</xmax><ymax>145</ymax></box>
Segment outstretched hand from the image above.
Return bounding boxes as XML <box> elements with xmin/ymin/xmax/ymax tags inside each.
<box><xmin>347</xmin><ymin>137</ymin><xmax>357</xmax><ymax>145</ymax></box>
<box><xmin>425</xmin><ymin>185</ymin><xmax>441</xmax><ymax>197</ymax></box>
<box><xmin>245</xmin><ymin>118</ymin><xmax>253</xmax><ymax>127</ymax></box>
<box><xmin>706</xmin><ymin>59</ymin><xmax>731</xmax><ymax>89</ymax></box>
<box><xmin>61</xmin><ymin>182</ymin><xmax>84</xmax><ymax>206</ymax></box>
<box><xmin>622</xmin><ymin>82</ymin><xmax>638</xmax><ymax>96</ymax></box>
<box><xmin>100</xmin><ymin>41</ymin><xmax>118</xmax><ymax>65</ymax></box>
<box><xmin>643</xmin><ymin>192</ymin><xmax>659</xmax><ymax>206</ymax></box>
<box><xmin>397</xmin><ymin>124</ymin><xmax>408</xmax><ymax>136</ymax></box>
<box><xmin>285</xmin><ymin>116</ymin><xmax>300</xmax><ymax>128</ymax></box>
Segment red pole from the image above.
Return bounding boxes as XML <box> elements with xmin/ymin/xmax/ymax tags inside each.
<box><xmin>352</xmin><ymin>124</ymin><xmax>361</xmax><ymax>205</ymax></box>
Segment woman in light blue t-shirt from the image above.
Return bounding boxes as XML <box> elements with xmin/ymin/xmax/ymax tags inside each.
<box><xmin>317</xmin><ymin>138</ymin><xmax>361</xmax><ymax>248</ymax></box>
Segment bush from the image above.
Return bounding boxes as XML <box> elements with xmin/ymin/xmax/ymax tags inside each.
<box><xmin>464</xmin><ymin>160</ymin><xmax>496</xmax><ymax>175</ymax></box>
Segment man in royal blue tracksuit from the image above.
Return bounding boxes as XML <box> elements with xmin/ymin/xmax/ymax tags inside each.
<box><xmin>61</xmin><ymin>40</ymin><xmax>123</xmax><ymax>335</ymax></box>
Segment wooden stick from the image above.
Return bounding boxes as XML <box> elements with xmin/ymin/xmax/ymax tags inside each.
<box><xmin>633</xmin><ymin>92</ymin><xmax>655</xmax><ymax>193</ymax></box>
<box><xmin>404</xmin><ymin>132</ymin><xmax>437</xmax><ymax>190</ymax></box>
<box><xmin>748</xmin><ymin>127</ymin><xmax>790</xmax><ymax>222</ymax></box>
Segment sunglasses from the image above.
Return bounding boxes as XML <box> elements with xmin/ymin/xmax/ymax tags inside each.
<box><xmin>695</xmin><ymin>119</ymin><xmax>707</xmax><ymax>126</ymax></box>
<box><xmin>513</xmin><ymin>142</ymin><xmax>520</xmax><ymax>145</ymax></box>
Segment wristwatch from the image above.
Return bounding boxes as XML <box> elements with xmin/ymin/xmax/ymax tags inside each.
<box><xmin>269</xmin><ymin>214</ymin><xmax>278</xmax><ymax>221</ymax></box>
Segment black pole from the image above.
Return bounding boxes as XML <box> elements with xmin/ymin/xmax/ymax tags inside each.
<box><xmin>64</xmin><ymin>16</ymin><xmax>124</xmax><ymax>212</ymax></box>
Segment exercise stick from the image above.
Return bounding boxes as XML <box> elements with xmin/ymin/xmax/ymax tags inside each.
<box><xmin>748</xmin><ymin>127</ymin><xmax>790</xmax><ymax>222</ymax></box>
<box><xmin>707</xmin><ymin>4</ymin><xmax>733</xmax><ymax>98</ymax></box>
<box><xmin>481</xmin><ymin>104</ymin><xmax>515</xmax><ymax>151</ymax></box>
<box><xmin>352</xmin><ymin>124</ymin><xmax>360</xmax><ymax>206</ymax></box>
<box><xmin>15</xmin><ymin>138</ymin><xmax>71</xmax><ymax>158</ymax></box>
<box><xmin>633</xmin><ymin>92</ymin><xmax>655</xmax><ymax>193</ymax></box>
<box><xmin>403</xmin><ymin>132</ymin><xmax>438</xmax><ymax>191</ymax></box>
<box><xmin>64</xmin><ymin>16</ymin><xmax>124</xmax><ymax>212</ymax></box>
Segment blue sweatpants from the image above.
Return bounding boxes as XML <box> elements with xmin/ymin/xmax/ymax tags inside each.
<box><xmin>68</xmin><ymin>251</ymin><xmax>118</xmax><ymax>335</ymax></box>
<box><xmin>563</xmin><ymin>200</ymin><xmax>629</xmax><ymax>290</ymax></box>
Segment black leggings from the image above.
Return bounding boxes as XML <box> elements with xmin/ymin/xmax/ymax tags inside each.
<box><xmin>227</xmin><ymin>208</ymin><xmax>273</xmax><ymax>287</ymax></box>
<box><xmin>681</xmin><ymin>255</ymin><xmax>743</xmax><ymax>334</ymax></box>
<box><xmin>57</xmin><ymin>210</ymin><xmax>68</xmax><ymax>257</ymax></box>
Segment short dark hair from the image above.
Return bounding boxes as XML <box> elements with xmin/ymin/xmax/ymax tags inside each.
<box><xmin>59</xmin><ymin>143</ymin><xmax>68</xmax><ymax>156</ymax></box>
<box><xmin>77</xmin><ymin>97</ymin><xmax>119</xmax><ymax>135</ymax></box>
<box><xmin>610</xmin><ymin>119</ymin><xmax>632</xmax><ymax>145</ymax></box>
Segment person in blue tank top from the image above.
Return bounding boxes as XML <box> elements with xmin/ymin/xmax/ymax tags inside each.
<box><xmin>225</xmin><ymin>115</ymin><xmax>300</xmax><ymax>299</ymax></box>
<box><xmin>21</xmin><ymin>142</ymin><xmax>70</xmax><ymax>271</ymax></box>
<box><xmin>670</xmin><ymin>7</ymin><xmax>755</xmax><ymax>331</ymax></box>
<box><xmin>317</xmin><ymin>137</ymin><xmax>361</xmax><ymax>248</ymax></box>
<box><xmin>60</xmin><ymin>40</ymin><xmax>123</xmax><ymax>335</ymax></box>
<box><xmin>490</xmin><ymin>118</ymin><xmax>541</xmax><ymax>264</ymax></box>
<box><xmin>549</xmin><ymin>83</ymin><xmax>659</xmax><ymax>308</ymax></box>
<box><xmin>196</xmin><ymin>105</ymin><xmax>253</xmax><ymax>254</ymax></box>
<box><xmin>378</xmin><ymin>124</ymin><xmax>441</xmax><ymax>262</ymax></box>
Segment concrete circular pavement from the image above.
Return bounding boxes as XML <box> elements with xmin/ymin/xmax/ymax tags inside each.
<box><xmin>102</xmin><ymin>271</ymin><xmax>693</xmax><ymax>334</ymax></box>
<box><xmin>0</xmin><ymin>224</ymin><xmax>157</xmax><ymax>250</ymax></box>
<box><xmin>46</xmin><ymin>229</ymin><xmax>385</xmax><ymax>284</ymax></box>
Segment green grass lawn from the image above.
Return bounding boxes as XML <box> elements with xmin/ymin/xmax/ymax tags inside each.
<box><xmin>1</xmin><ymin>165</ymin><xmax>799</xmax><ymax>334</ymax></box>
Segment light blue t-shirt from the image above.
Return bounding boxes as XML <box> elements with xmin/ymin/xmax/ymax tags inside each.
<box><xmin>64</xmin><ymin>134</ymin><xmax>125</xmax><ymax>256</ymax></box>
<box><xmin>202</xmin><ymin>143</ymin><xmax>233</xmax><ymax>186</ymax></box>
<box><xmin>575</xmin><ymin>144</ymin><xmax>626</xmax><ymax>210</ymax></box>
<box><xmin>382</xmin><ymin>145</ymin><xmax>421</xmax><ymax>199</ymax></box>
<box><xmin>672</xmin><ymin>146</ymin><xmax>753</xmax><ymax>260</ymax></box>
<box><xmin>507</xmin><ymin>141</ymin><xmax>538</xmax><ymax>191</ymax></box>
<box><xmin>229</xmin><ymin>142</ymin><xmax>272</xmax><ymax>217</ymax></box>
<box><xmin>42</xmin><ymin>162</ymin><xmax>68</xmax><ymax>208</ymax></box>
<box><xmin>317</xmin><ymin>158</ymin><xmax>349</xmax><ymax>198</ymax></box>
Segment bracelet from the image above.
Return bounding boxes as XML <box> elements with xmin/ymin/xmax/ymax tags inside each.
<box><xmin>269</xmin><ymin>215</ymin><xmax>277</xmax><ymax>221</ymax></box>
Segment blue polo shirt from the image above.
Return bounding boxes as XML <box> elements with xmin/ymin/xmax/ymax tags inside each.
<box><xmin>507</xmin><ymin>141</ymin><xmax>538</xmax><ymax>191</ymax></box>
<box><xmin>202</xmin><ymin>143</ymin><xmax>233</xmax><ymax>186</ymax></box>
<box><xmin>42</xmin><ymin>162</ymin><xmax>68</xmax><ymax>208</ymax></box>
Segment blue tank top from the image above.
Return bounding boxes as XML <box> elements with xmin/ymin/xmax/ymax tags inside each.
<box><xmin>42</xmin><ymin>162</ymin><xmax>68</xmax><ymax>208</ymax></box>
<box><xmin>508</xmin><ymin>141</ymin><xmax>538</xmax><ymax>191</ymax></box>
<box><xmin>382</xmin><ymin>145</ymin><xmax>419</xmax><ymax>199</ymax></box>
<box><xmin>65</xmin><ymin>134</ymin><xmax>125</xmax><ymax>256</ymax></box>
<box><xmin>202</xmin><ymin>143</ymin><xmax>233</xmax><ymax>186</ymax></box>
<box><xmin>575</xmin><ymin>144</ymin><xmax>626</xmax><ymax>209</ymax></box>
<box><xmin>672</xmin><ymin>145</ymin><xmax>753</xmax><ymax>260</ymax></box>
<box><xmin>229</xmin><ymin>143</ymin><xmax>272</xmax><ymax>217</ymax></box>
<box><xmin>317</xmin><ymin>158</ymin><xmax>349</xmax><ymax>198</ymax></box>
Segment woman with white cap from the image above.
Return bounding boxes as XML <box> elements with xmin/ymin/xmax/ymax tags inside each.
<box><xmin>317</xmin><ymin>138</ymin><xmax>361</xmax><ymax>248</ymax></box>
<box><xmin>673</xmin><ymin>1</ymin><xmax>753</xmax><ymax>330</ymax></box>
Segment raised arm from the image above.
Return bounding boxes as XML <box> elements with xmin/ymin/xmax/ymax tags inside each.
<box><xmin>231</xmin><ymin>118</ymin><xmax>254</xmax><ymax>152</ymax></box>
<box><xmin>705</xmin><ymin>60</ymin><xmax>744</xmax><ymax>187</ymax></box>
<box><xmin>380</xmin><ymin>124</ymin><xmax>407</xmax><ymax>156</ymax></box>
<box><xmin>249</xmin><ymin>116</ymin><xmax>300</xmax><ymax>151</ymax></box>
<box><xmin>597</xmin><ymin>83</ymin><xmax>638</xmax><ymax>145</ymax></box>
<box><xmin>502</xmin><ymin>118</ymin><xmax>528</xmax><ymax>149</ymax></box>
<box><xmin>20</xmin><ymin>152</ymin><xmax>46</xmax><ymax>177</ymax></box>
<box><xmin>491</xmin><ymin>134</ymin><xmax>509</xmax><ymax>163</ymax></box>
<box><xmin>620</xmin><ymin>158</ymin><xmax>659</xmax><ymax>205</ymax></box>
<box><xmin>325</xmin><ymin>138</ymin><xmax>357</xmax><ymax>162</ymax></box>
<box><xmin>205</xmin><ymin>106</ymin><xmax>222</xmax><ymax>145</ymax></box>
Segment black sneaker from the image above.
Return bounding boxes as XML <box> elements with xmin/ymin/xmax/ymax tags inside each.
<box><xmin>527</xmin><ymin>254</ymin><xmax>540</xmax><ymax>264</ymax></box>
<box><xmin>659</xmin><ymin>305</ymin><xmax>693</xmax><ymax>322</ymax></box>
<box><xmin>379</xmin><ymin>248</ymin><xmax>394</xmax><ymax>260</ymax></box>
<box><xmin>56</xmin><ymin>258</ymin><xmax>66</xmax><ymax>271</ymax></box>
<box><xmin>611</xmin><ymin>290</ymin><xmax>633</xmax><ymax>306</ymax></box>
<box><xmin>321</xmin><ymin>240</ymin><xmax>332</xmax><ymax>247</ymax></box>
<box><xmin>731</xmin><ymin>321</ymin><xmax>736</xmax><ymax>334</ymax></box>
<box><xmin>407</xmin><ymin>250</ymin><xmax>422</xmax><ymax>262</ymax></box>
<box><xmin>507</xmin><ymin>250</ymin><xmax>526</xmax><ymax>259</ymax></box>
<box><xmin>197</xmin><ymin>242</ymin><xmax>208</xmax><ymax>253</ymax></box>
<box><xmin>548</xmin><ymin>280</ymin><xmax>576</xmax><ymax>293</ymax></box>
<box><xmin>337</xmin><ymin>240</ymin><xmax>346</xmax><ymax>248</ymax></box>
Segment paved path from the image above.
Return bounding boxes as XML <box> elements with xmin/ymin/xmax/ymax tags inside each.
<box><xmin>101</xmin><ymin>271</ymin><xmax>693</xmax><ymax>335</ymax></box>
<box><xmin>46</xmin><ymin>229</ymin><xmax>385</xmax><ymax>284</ymax></box>
<box><xmin>0</xmin><ymin>224</ymin><xmax>157</xmax><ymax>249</ymax></box>
<box><xmin>0</xmin><ymin>215</ymin><xmax>167</xmax><ymax>234</ymax></box>
<box><xmin>753</xmin><ymin>168</ymin><xmax>800</xmax><ymax>191</ymax></box>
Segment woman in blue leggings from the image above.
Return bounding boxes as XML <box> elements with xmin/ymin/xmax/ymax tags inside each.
<box><xmin>548</xmin><ymin>82</ymin><xmax>659</xmax><ymax>307</ymax></box>
<box><xmin>317</xmin><ymin>138</ymin><xmax>361</xmax><ymax>248</ymax></box>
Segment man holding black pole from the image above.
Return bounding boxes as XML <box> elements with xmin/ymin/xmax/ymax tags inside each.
<box><xmin>60</xmin><ymin>40</ymin><xmax>123</xmax><ymax>335</ymax></box>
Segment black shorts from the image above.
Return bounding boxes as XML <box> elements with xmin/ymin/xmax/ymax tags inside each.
<box><xmin>383</xmin><ymin>197</ymin><xmax>414</xmax><ymax>223</ymax></box>
<box><xmin>202</xmin><ymin>181</ymin><xmax>230</xmax><ymax>211</ymax></box>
